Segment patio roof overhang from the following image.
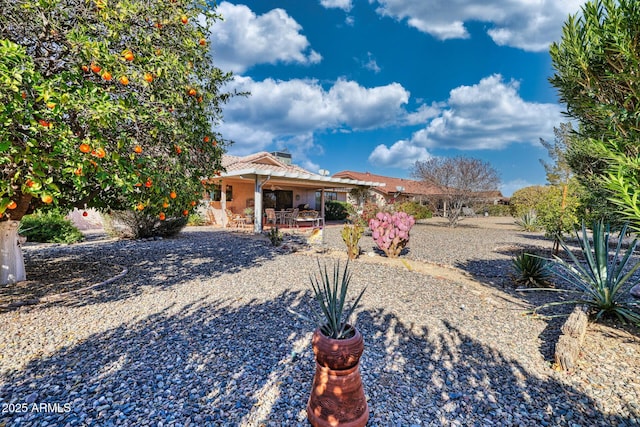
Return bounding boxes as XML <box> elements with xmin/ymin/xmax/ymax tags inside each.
<box><xmin>220</xmin><ymin>168</ymin><xmax>386</xmax><ymax>189</ymax></box>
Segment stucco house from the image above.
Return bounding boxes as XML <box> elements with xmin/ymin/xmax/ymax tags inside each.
<box><xmin>205</xmin><ymin>152</ymin><xmax>383</xmax><ymax>232</ymax></box>
<box><xmin>332</xmin><ymin>171</ymin><xmax>445</xmax><ymax>208</ymax></box>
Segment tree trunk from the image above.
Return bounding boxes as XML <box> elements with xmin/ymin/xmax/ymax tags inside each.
<box><xmin>0</xmin><ymin>220</ymin><xmax>26</xmax><ymax>285</ymax></box>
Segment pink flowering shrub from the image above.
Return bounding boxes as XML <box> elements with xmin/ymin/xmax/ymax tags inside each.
<box><xmin>369</xmin><ymin>211</ymin><xmax>415</xmax><ymax>258</ymax></box>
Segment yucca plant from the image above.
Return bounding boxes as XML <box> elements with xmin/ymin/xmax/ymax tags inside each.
<box><xmin>515</xmin><ymin>209</ymin><xmax>539</xmax><ymax>232</ymax></box>
<box><xmin>310</xmin><ymin>260</ymin><xmax>366</xmax><ymax>339</ymax></box>
<box><xmin>511</xmin><ymin>252</ymin><xmax>553</xmax><ymax>287</ymax></box>
<box><xmin>536</xmin><ymin>220</ymin><xmax>640</xmax><ymax>324</ymax></box>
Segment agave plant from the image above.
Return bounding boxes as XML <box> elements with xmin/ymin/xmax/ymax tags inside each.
<box><xmin>511</xmin><ymin>252</ymin><xmax>553</xmax><ymax>287</ymax></box>
<box><xmin>310</xmin><ymin>260</ymin><xmax>366</xmax><ymax>339</ymax></box>
<box><xmin>515</xmin><ymin>209</ymin><xmax>539</xmax><ymax>232</ymax></box>
<box><xmin>538</xmin><ymin>220</ymin><xmax>640</xmax><ymax>324</ymax></box>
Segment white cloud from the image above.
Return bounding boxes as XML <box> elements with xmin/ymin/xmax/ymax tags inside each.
<box><xmin>368</xmin><ymin>140</ymin><xmax>431</xmax><ymax>168</ymax></box>
<box><xmin>221</xmin><ymin>76</ymin><xmax>410</xmax><ymax>154</ymax></box>
<box><xmin>209</xmin><ymin>2</ymin><xmax>321</xmax><ymax>73</ymax></box>
<box><xmin>363</xmin><ymin>52</ymin><xmax>381</xmax><ymax>73</ymax></box>
<box><xmin>366</xmin><ymin>74</ymin><xmax>563</xmax><ymax>172</ymax></box>
<box><xmin>410</xmin><ymin>74</ymin><xmax>563</xmax><ymax>150</ymax></box>
<box><xmin>320</xmin><ymin>0</ymin><xmax>353</xmax><ymax>11</ymax></box>
<box><xmin>369</xmin><ymin>0</ymin><xmax>583</xmax><ymax>51</ymax></box>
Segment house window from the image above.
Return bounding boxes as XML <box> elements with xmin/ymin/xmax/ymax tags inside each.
<box><xmin>315</xmin><ymin>191</ymin><xmax>338</xmax><ymax>207</ymax></box>
<box><xmin>263</xmin><ymin>190</ymin><xmax>293</xmax><ymax>210</ymax></box>
<box><xmin>210</xmin><ymin>185</ymin><xmax>232</xmax><ymax>201</ymax></box>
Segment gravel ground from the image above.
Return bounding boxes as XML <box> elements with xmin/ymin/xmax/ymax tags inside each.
<box><xmin>1</xmin><ymin>217</ymin><xmax>639</xmax><ymax>426</ymax></box>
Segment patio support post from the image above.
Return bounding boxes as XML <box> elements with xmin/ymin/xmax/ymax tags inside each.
<box><xmin>254</xmin><ymin>174</ymin><xmax>270</xmax><ymax>233</ymax></box>
<box><xmin>221</xmin><ymin>183</ymin><xmax>227</xmax><ymax>227</ymax></box>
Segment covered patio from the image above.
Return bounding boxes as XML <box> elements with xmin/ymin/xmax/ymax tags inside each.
<box><xmin>204</xmin><ymin>152</ymin><xmax>383</xmax><ymax>233</ymax></box>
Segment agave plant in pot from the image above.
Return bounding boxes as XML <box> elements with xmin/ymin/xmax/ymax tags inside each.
<box><xmin>307</xmin><ymin>260</ymin><xmax>368</xmax><ymax>427</ymax></box>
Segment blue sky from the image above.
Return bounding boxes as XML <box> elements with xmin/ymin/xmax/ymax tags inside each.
<box><xmin>207</xmin><ymin>0</ymin><xmax>584</xmax><ymax>196</ymax></box>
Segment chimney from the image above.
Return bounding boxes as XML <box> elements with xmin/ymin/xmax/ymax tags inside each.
<box><xmin>271</xmin><ymin>151</ymin><xmax>292</xmax><ymax>165</ymax></box>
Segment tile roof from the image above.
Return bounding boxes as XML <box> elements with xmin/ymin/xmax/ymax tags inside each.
<box><xmin>222</xmin><ymin>152</ymin><xmax>311</xmax><ymax>174</ymax></box>
<box><xmin>332</xmin><ymin>170</ymin><xmax>444</xmax><ymax>196</ymax></box>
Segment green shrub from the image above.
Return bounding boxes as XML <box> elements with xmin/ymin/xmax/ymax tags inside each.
<box><xmin>19</xmin><ymin>210</ymin><xmax>84</xmax><ymax>244</ymax></box>
<box><xmin>475</xmin><ymin>204</ymin><xmax>511</xmax><ymax>217</ymax></box>
<box><xmin>103</xmin><ymin>210</ymin><xmax>187</xmax><ymax>239</ymax></box>
<box><xmin>341</xmin><ymin>224</ymin><xmax>363</xmax><ymax>259</ymax></box>
<box><xmin>394</xmin><ymin>201</ymin><xmax>432</xmax><ymax>220</ymax></box>
<box><xmin>349</xmin><ymin>202</ymin><xmax>382</xmax><ymax>228</ymax></box>
<box><xmin>511</xmin><ymin>252</ymin><xmax>553</xmax><ymax>287</ymax></box>
<box><xmin>324</xmin><ymin>200</ymin><xmax>351</xmax><ymax>221</ymax></box>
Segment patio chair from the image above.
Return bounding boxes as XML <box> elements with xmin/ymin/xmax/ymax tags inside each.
<box><xmin>265</xmin><ymin>208</ymin><xmax>277</xmax><ymax>225</ymax></box>
<box><xmin>285</xmin><ymin>208</ymin><xmax>299</xmax><ymax>228</ymax></box>
<box><xmin>225</xmin><ymin>208</ymin><xmax>244</xmax><ymax>229</ymax></box>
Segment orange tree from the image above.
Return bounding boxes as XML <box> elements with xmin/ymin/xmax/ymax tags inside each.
<box><xmin>0</xmin><ymin>0</ymin><xmax>234</xmax><ymax>284</ymax></box>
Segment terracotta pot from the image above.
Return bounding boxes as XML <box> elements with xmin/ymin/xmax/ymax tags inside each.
<box><xmin>307</xmin><ymin>326</ymin><xmax>369</xmax><ymax>427</ymax></box>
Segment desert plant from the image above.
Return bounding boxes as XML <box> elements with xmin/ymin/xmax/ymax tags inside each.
<box><xmin>267</xmin><ymin>226</ymin><xmax>282</xmax><ymax>246</ymax></box>
<box><xmin>310</xmin><ymin>260</ymin><xmax>366</xmax><ymax>339</ymax></box>
<box><xmin>369</xmin><ymin>211</ymin><xmax>415</xmax><ymax>258</ymax></box>
<box><xmin>187</xmin><ymin>213</ymin><xmax>206</xmax><ymax>226</ymax></box>
<box><xmin>341</xmin><ymin>224</ymin><xmax>364</xmax><ymax>259</ymax></box>
<box><xmin>511</xmin><ymin>252</ymin><xmax>553</xmax><ymax>287</ymax></box>
<box><xmin>18</xmin><ymin>210</ymin><xmax>84</xmax><ymax>244</ymax></box>
<box><xmin>515</xmin><ymin>210</ymin><xmax>540</xmax><ymax>232</ymax></box>
<box><xmin>535</xmin><ymin>220</ymin><xmax>640</xmax><ymax>324</ymax></box>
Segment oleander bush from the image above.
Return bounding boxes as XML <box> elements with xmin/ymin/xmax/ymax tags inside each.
<box><xmin>19</xmin><ymin>210</ymin><xmax>84</xmax><ymax>244</ymax></box>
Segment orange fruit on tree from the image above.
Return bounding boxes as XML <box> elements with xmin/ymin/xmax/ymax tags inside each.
<box><xmin>7</xmin><ymin>201</ymin><xmax>17</xmax><ymax>210</ymax></box>
<box><xmin>46</xmin><ymin>102</ymin><xmax>56</xmax><ymax>109</ymax></box>
<box><xmin>79</xmin><ymin>143</ymin><xmax>91</xmax><ymax>153</ymax></box>
<box><xmin>134</xmin><ymin>145</ymin><xmax>142</xmax><ymax>154</ymax></box>
<box><xmin>155</xmin><ymin>49</ymin><xmax>162</xmax><ymax>56</ymax></box>
<box><xmin>94</xmin><ymin>147</ymin><xmax>106</xmax><ymax>158</ymax></box>
<box><xmin>26</xmin><ymin>179</ymin><xmax>34</xmax><ymax>188</ymax></box>
<box><xmin>159</xmin><ymin>212</ymin><xmax>166</xmax><ymax>221</ymax></box>
<box><xmin>41</xmin><ymin>194</ymin><xmax>53</xmax><ymax>204</ymax></box>
<box><xmin>21</xmin><ymin>91</ymin><xmax>27</xmax><ymax>99</ymax></box>
<box><xmin>182</xmin><ymin>209</ymin><xmax>189</xmax><ymax>216</ymax></box>
<box><xmin>136</xmin><ymin>203</ymin><xmax>145</xmax><ymax>211</ymax></box>
<box><xmin>174</xmin><ymin>145</ymin><xmax>182</xmax><ymax>154</ymax></box>
<box><xmin>187</xmin><ymin>88</ymin><xmax>197</xmax><ymax>97</ymax></box>
<box><xmin>134</xmin><ymin>183</ymin><xmax>142</xmax><ymax>187</ymax></box>
<box><xmin>38</xmin><ymin>119</ymin><xmax>50</xmax><ymax>127</ymax></box>
<box><xmin>145</xmin><ymin>179</ymin><xmax>152</xmax><ymax>188</ymax></box>
<box><xmin>190</xmin><ymin>200</ymin><xmax>196</xmax><ymax>206</ymax></box>
<box><xmin>199</xmin><ymin>38</ymin><xmax>206</xmax><ymax>46</ymax></box>
<box><xmin>162</xmin><ymin>201</ymin><xmax>170</xmax><ymax>208</ymax></box>
<box><xmin>144</xmin><ymin>73</ymin><xmax>153</xmax><ymax>83</ymax></box>
<box><xmin>197</xmin><ymin>96</ymin><xmax>203</xmax><ymax>103</ymax></box>
<box><xmin>119</xmin><ymin>76</ymin><xmax>129</xmax><ymax>85</ymax></box>
<box><xmin>123</xmin><ymin>51</ymin><xmax>134</xmax><ymax>61</ymax></box>
<box><xmin>82</xmin><ymin>65</ymin><xmax>89</xmax><ymax>73</ymax></box>
<box><xmin>181</xmin><ymin>15</ymin><xmax>188</xmax><ymax>24</ymax></box>
<box><xmin>102</xmin><ymin>71</ymin><xmax>112</xmax><ymax>81</ymax></box>
<box><xmin>170</xmin><ymin>191</ymin><xmax>177</xmax><ymax>199</ymax></box>
<box><xmin>203</xmin><ymin>135</ymin><xmax>210</xmax><ymax>143</ymax></box>
<box><xmin>212</xmin><ymin>140</ymin><xmax>217</xmax><ymax>146</ymax></box>
<box><xmin>90</xmin><ymin>63</ymin><xmax>101</xmax><ymax>73</ymax></box>
<box><xmin>74</xmin><ymin>168</ymin><xmax>83</xmax><ymax>176</ymax></box>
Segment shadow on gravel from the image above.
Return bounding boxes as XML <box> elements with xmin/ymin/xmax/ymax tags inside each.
<box><xmin>1</xmin><ymin>291</ymin><xmax>635</xmax><ymax>426</ymax></box>
<box><xmin>4</xmin><ymin>229</ymin><xmax>279</xmax><ymax>314</ymax></box>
